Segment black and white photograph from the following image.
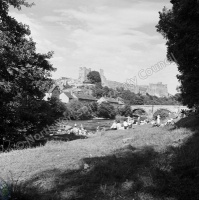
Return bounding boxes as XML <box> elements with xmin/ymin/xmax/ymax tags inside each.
<box><xmin>0</xmin><ymin>0</ymin><xmax>199</xmax><ymax>199</ymax></box>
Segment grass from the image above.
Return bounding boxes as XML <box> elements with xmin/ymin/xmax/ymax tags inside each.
<box><xmin>0</xmin><ymin>116</ymin><xmax>199</xmax><ymax>200</ymax></box>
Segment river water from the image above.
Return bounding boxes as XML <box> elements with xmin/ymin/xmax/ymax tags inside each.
<box><xmin>61</xmin><ymin>119</ymin><xmax>114</xmax><ymax>132</ymax></box>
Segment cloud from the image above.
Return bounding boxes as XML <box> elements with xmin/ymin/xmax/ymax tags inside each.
<box><xmin>9</xmin><ymin>12</ymin><xmax>42</xmax><ymax>38</ymax></box>
<box><xmin>49</xmin><ymin>3</ymin><xmax>164</xmax><ymax>80</ymax></box>
<box><xmin>9</xmin><ymin>0</ymin><xmax>177</xmax><ymax>94</ymax></box>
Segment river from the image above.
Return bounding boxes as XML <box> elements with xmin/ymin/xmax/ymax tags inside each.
<box><xmin>60</xmin><ymin>119</ymin><xmax>114</xmax><ymax>132</ymax></box>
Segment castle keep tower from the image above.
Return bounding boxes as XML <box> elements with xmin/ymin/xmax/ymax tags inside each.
<box><xmin>78</xmin><ymin>67</ymin><xmax>91</xmax><ymax>83</ymax></box>
<box><xmin>99</xmin><ymin>69</ymin><xmax>107</xmax><ymax>87</ymax></box>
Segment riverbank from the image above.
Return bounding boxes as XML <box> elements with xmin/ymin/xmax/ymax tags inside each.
<box><xmin>0</xmin><ymin>116</ymin><xmax>198</xmax><ymax>200</ymax></box>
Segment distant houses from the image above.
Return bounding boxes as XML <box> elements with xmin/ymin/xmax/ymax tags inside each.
<box><xmin>97</xmin><ymin>97</ymin><xmax>125</xmax><ymax>108</ymax></box>
<box><xmin>73</xmin><ymin>94</ymin><xmax>97</xmax><ymax>103</ymax></box>
<box><xmin>59</xmin><ymin>92</ymin><xmax>97</xmax><ymax>104</ymax></box>
<box><xmin>59</xmin><ymin>92</ymin><xmax>74</xmax><ymax>103</ymax></box>
<box><xmin>43</xmin><ymin>85</ymin><xmax>60</xmax><ymax>100</ymax></box>
<box><xmin>44</xmin><ymin>85</ymin><xmax>124</xmax><ymax>107</ymax></box>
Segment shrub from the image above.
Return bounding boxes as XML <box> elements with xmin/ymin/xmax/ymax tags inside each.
<box><xmin>153</xmin><ymin>109</ymin><xmax>170</xmax><ymax>120</ymax></box>
<box><xmin>65</xmin><ymin>100</ymin><xmax>93</xmax><ymax>120</ymax></box>
<box><xmin>77</xmin><ymin>106</ymin><xmax>93</xmax><ymax>120</ymax></box>
<box><xmin>117</xmin><ymin>105</ymin><xmax>133</xmax><ymax>117</ymax></box>
<box><xmin>0</xmin><ymin>97</ymin><xmax>67</xmax><ymax>151</ymax></box>
<box><xmin>97</xmin><ymin>103</ymin><xmax>116</xmax><ymax>119</ymax></box>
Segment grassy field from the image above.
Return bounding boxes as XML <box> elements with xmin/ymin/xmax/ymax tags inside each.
<box><xmin>0</xmin><ymin>116</ymin><xmax>199</xmax><ymax>200</ymax></box>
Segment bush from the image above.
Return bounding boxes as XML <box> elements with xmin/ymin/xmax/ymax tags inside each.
<box><xmin>97</xmin><ymin>103</ymin><xmax>116</xmax><ymax>119</ymax></box>
<box><xmin>153</xmin><ymin>109</ymin><xmax>170</xmax><ymax>120</ymax></box>
<box><xmin>77</xmin><ymin>106</ymin><xmax>93</xmax><ymax>120</ymax></box>
<box><xmin>0</xmin><ymin>97</ymin><xmax>66</xmax><ymax>149</ymax></box>
<box><xmin>65</xmin><ymin>100</ymin><xmax>93</xmax><ymax>120</ymax></box>
<box><xmin>117</xmin><ymin>105</ymin><xmax>133</xmax><ymax>117</ymax></box>
<box><xmin>85</xmin><ymin>102</ymin><xmax>98</xmax><ymax>117</ymax></box>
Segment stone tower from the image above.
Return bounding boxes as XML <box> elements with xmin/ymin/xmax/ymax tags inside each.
<box><xmin>78</xmin><ymin>67</ymin><xmax>91</xmax><ymax>83</ymax></box>
<box><xmin>99</xmin><ymin>69</ymin><xmax>107</xmax><ymax>87</ymax></box>
<box><xmin>147</xmin><ymin>82</ymin><xmax>168</xmax><ymax>97</ymax></box>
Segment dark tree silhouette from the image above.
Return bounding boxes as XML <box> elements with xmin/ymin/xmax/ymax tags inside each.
<box><xmin>156</xmin><ymin>0</ymin><xmax>199</xmax><ymax>109</ymax></box>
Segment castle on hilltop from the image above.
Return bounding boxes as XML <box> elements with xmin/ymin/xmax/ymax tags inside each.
<box><xmin>77</xmin><ymin>67</ymin><xmax>169</xmax><ymax>97</ymax></box>
<box><xmin>55</xmin><ymin>67</ymin><xmax>169</xmax><ymax>98</ymax></box>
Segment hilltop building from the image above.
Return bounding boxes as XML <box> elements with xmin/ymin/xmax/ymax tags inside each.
<box><xmin>146</xmin><ymin>83</ymin><xmax>168</xmax><ymax>97</ymax></box>
<box><xmin>54</xmin><ymin>67</ymin><xmax>169</xmax><ymax>98</ymax></box>
<box><xmin>78</xmin><ymin>67</ymin><xmax>91</xmax><ymax>83</ymax></box>
<box><xmin>99</xmin><ymin>68</ymin><xmax>168</xmax><ymax>97</ymax></box>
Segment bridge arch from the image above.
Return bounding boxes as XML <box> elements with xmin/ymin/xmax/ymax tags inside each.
<box><xmin>132</xmin><ymin>108</ymin><xmax>147</xmax><ymax>116</ymax></box>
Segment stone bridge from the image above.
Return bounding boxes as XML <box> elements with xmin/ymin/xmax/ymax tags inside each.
<box><xmin>131</xmin><ymin>105</ymin><xmax>188</xmax><ymax>117</ymax></box>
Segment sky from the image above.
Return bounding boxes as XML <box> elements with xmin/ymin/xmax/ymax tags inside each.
<box><xmin>9</xmin><ymin>0</ymin><xmax>179</xmax><ymax>94</ymax></box>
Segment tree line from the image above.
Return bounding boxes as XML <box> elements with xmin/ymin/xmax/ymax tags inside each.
<box><xmin>87</xmin><ymin>71</ymin><xmax>181</xmax><ymax>105</ymax></box>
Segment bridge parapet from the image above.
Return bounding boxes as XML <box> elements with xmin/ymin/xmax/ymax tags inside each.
<box><xmin>131</xmin><ymin>105</ymin><xmax>188</xmax><ymax>117</ymax></box>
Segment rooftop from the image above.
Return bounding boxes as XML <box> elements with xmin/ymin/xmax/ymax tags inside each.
<box><xmin>48</xmin><ymin>85</ymin><xmax>60</xmax><ymax>93</ymax></box>
<box><xmin>63</xmin><ymin>92</ymin><xmax>74</xmax><ymax>99</ymax></box>
<box><xmin>75</xmin><ymin>94</ymin><xmax>97</xmax><ymax>101</ymax></box>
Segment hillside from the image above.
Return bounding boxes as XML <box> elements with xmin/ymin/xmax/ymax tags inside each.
<box><xmin>0</xmin><ymin>117</ymin><xmax>199</xmax><ymax>200</ymax></box>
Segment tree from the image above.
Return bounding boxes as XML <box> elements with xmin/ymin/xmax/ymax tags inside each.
<box><xmin>118</xmin><ymin>104</ymin><xmax>132</xmax><ymax>117</ymax></box>
<box><xmin>156</xmin><ymin>0</ymin><xmax>199</xmax><ymax>108</ymax></box>
<box><xmin>87</xmin><ymin>71</ymin><xmax>101</xmax><ymax>84</ymax></box>
<box><xmin>153</xmin><ymin>109</ymin><xmax>170</xmax><ymax>120</ymax></box>
<box><xmin>118</xmin><ymin>90</ymin><xmax>144</xmax><ymax>105</ymax></box>
<box><xmin>173</xmin><ymin>93</ymin><xmax>182</xmax><ymax>104</ymax></box>
<box><xmin>97</xmin><ymin>103</ymin><xmax>116</xmax><ymax>119</ymax></box>
<box><xmin>66</xmin><ymin>100</ymin><xmax>93</xmax><ymax>120</ymax></box>
<box><xmin>92</xmin><ymin>83</ymin><xmax>104</xmax><ymax>98</ymax></box>
<box><xmin>0</xmin><ymin>0</ymin><xmax>57</xmax><ymax>141</ymax></box>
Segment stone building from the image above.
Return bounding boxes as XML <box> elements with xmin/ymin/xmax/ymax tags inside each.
<box><xmin>54</xmin><ymin>68</ymin><xmax>169</xmax><ymax>98</ymax></box>
<box><xmin>100</xmin><ymin>69</ymin><xmax>139</xmax><ymax>93</ymax></box>
<box><xmin>99</xmin><ymin>69</ymin><xmax>169</xmax><ymax>97</ymax></box>
<box><xmin>78</xmin><ymin>67</ymin><xmax>91</xmax><ymax>83</ymax></box>
<box><xmin>146</xmin><ymin>82</ymin><xmax>168</xmax><ymax>97</ymax></box>
<box><xmin>43</xmin><ymin>85</ymin><xmax>60</xmax><ymax>100</ymax></box>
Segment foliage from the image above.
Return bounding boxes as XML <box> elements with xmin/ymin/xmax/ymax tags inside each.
<box><xmin>65</xmin><ymin>100</ymin><xmax>93</xmax><ymax>120</ymax></box>
<box><xmin>38</xmin><ymin>98</ymin><xmax>66</xmax><ymax>127</ymax></box>
<box><xmin>173</xmin><ymin>93</ymin><xmax>182</xmax><ymax>103</ymax></box>
<box><xmin>118</xmin><ymin>90</ymin><xmax>144</xmax><ymax>105</ymax></box>
<box><xmin>91</xmin><ymin>83</ymin><xmax>104</xmax><ymax>98</ymax></box>
<box><xmin>86</xmin><ymin>102</ymin><xmax>98</xmax><ymax>116</ymax></box>
<box><xmin>117</xmin><ymin>104</ymin><xmax>133</xmax><ymax>117</ymax></box>
<box><xmin>87</xmin><ymin>71</ymin><xmax>101</xmax><ymax>84</ymax></box>
<box><xmin>0</xmin><ymin>0</ymin><xmax>58</xmax><ymax>141</ymax></box>
<box><xmin>77</xmin><ymin>105</ymin><xmax>93</xmax><ymax>120</ymax></box>
<box><xmin>91</xmin><ymin>84</ymin><xmax>180</xmax><ymax>106</ymax></box>
<box><xmin>92</xmin><ymin>84</ymin><xmax>118</xmax><ymax>99</ymax></box>
<box><xmin>143</xmin><ymin>93</ymin><xmax>180</xmax><ymax>105</ymax></box>
<box><xmin>97</xmin><ymin>103</ymin><xmax>116</xmax><ymax>119</ymax></box>
<box><xmin>156</xmin><ymin>0</ymin><xmax>199</xmax><ymax>108</ymax></box>
<box><xmin>153</xmin><ymin>109</ymin><xmax>170</xmax><ymax>120</ymax></box>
